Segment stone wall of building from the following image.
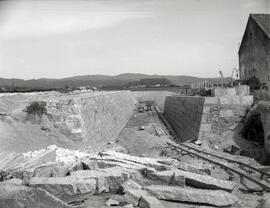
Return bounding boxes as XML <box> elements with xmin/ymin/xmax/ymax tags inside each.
<box><xmin>239</xmin><ymin>16</ymin><xmax>270</xmax><ymax>89</ymax></box>
<box><xmin>164</xmin><ymin>95</ymin><xmax>253</xmax><ymax>146</ymax></box>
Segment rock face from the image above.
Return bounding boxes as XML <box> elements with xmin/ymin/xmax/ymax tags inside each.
<box><xmin>0</xmin><ymin>183</ymin><xmax>72</xmax><ymax>208</ymax></box>
<box><xmin>144</xmin><ymin>185</ymin><xmax>239</xmax><ymax>207</ymax></box>
<box><xmin>0</xmin><ymin>91</ymin><xmax>137</xmax><ymax>153</ymax></box>
<box><xmin>258</xmin><ymin>102</ymin><xmax>270</xmax><ymax>156</ymax></box>
<box><xmin>76</xmin><ymin>91</ymin><xmax>137</xmax><ymax>145</ymax></box>
<box><xmin>29</xmin><ymin>177</ymin><xmax>96</xmax><ymax>201</ymax></box>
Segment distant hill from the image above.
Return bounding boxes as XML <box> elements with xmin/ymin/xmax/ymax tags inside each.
<box><xmin>0</xmin><ymin>73</ymin><xmax>232</xmax><ymax>90</ymax></box>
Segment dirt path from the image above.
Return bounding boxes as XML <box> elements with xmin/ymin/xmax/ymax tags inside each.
<box><xmin>116</xmin><ymin>106</ymin><xmax>172</xmax><ymax>157</ymax></box>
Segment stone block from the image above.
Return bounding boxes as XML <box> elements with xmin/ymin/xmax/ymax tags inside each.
<box><xmin>199</xmin><ymin>123</ymin><xmax>212</xmax><ymax>132</ymax></box>
<box><xmin>202</xmin><ymin>106</ymin><xmax>210</xmax><ymax>113</ymax></box>
<box><xmin>146</xmin><ymin>169</ymin><xmax>235</xmax><ymax>192</ymax></box>
<box><xmin>232</xmin><ymin>97</ymin><xmax>243</xmax><ymax>105</ymax></box>
<box><xmin>235</xmin><ymin>85</ymin><xmax>250</xmax><ymax>96</ymax></box>
<box><xmin>121</xmin><ymin>179</ymin><xmax>142</xmax><ymax>192</ymax></box>
<box><xmin>139</xmin><ymin>194</ymin><xmax>165</xmax><ymax>208</ymax></box>
<box><xmin>242</xmin><ymin>95</ymin><xmax>254</xmax><ymax>106</ymax></box>
<box><xmin>177</xmin><ymin>169</ymin><xmax>235</xmax><ymax>191</ymax></box>
<box><xmin>219</xmin><ymin>96</ymin><xmax>232</xmax><ymax>105</ymax></box>
<box><xmin>144</xmin><ymin>185</ymin><xmax>239</xmax><ymax>207</ymax></box>
<box><xmin>145</xmin><ymin>170</ymin><xmax>185</xmax><ymax>187</ymax></box>
<box><xmin>70</xmin><ymin>167</ymin><xmax>131</xmax><ymax>193</ymax></box>
<box><xmin>204</xmin><ymin>97</ymin><xmax>219</xmax><ymax>105</ymax></box>
<box><xmin>211</xmin><ymin>88</ymin><xmax>236</xmax><ymax>97</ymax></box>
<box><xmin>219</xmin><ymin>109</ymin><xmax>234</xmax><ymax>117</ymax></box>
<box><xmin>29</xmin><ymin>177</ymin><xmax>96</xmax><ymax>201</ymax></box>
<box><xmin>123</xmin><ymin>204</ymin><xmax>134</xmax><ymax>208</ymax></box>
<box><xmin>124</xmin><ymin>189</ymin><xmax>148</xmax><ymax>206</ymax></box>
<box><xmin>3</xmin><ymin>178</ymin><xmax>24</xmax><ymax>185</ymax></box>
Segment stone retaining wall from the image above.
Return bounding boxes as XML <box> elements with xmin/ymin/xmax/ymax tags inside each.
<box><xmin>164</xmin><ymin>95</ymin><xmax>253</xmax><ymax>145</ymax></box>
<box><xmin>164</xmin><ymin>96</ymin><xmax>204</xmax><ymax>142</ymax></box>
<box><xmin>48</xmin><ymin>91</ymin><xmax>137</xmax><ymax>147</ymax></box>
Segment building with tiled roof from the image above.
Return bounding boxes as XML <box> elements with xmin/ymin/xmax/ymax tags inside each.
<box><xmin>239</xmin><ymin>14</ymin><xmax>270</xmax><ymax>90</ymax></box>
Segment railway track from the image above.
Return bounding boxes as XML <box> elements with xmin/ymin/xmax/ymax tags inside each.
<box><xmin>154</xmin><ymin>105</ymin><xmax>270</xmax><ymax>192</ymax></box>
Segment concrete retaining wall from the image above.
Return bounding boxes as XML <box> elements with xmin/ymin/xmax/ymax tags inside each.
<box><xmin>164</xmin><ymin>95</ymin><xmax>253</xmax><ymax>145</ymax></box>
<box><xmin>164</xmin><ymin>96</ymin><xmax>204</xmax><ymax>142</ymax></box>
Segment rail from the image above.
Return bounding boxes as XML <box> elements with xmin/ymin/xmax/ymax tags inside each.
<box><xmin>154</xmin><ymin>105</ymin><xmax>270</xmax><ymax>191</ymax></box>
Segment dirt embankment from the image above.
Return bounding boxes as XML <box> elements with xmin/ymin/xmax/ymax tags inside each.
<box><xmin>0</xmin><ymin>91</ymin><xmax>136</xmax><ymax>152</ymax></box>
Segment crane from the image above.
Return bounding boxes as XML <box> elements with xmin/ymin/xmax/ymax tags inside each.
<box><xmin>230</xmin><ymin>68</ymin><xmax>239</xmax><ymax>86</ymax></box>
<box><xmin>219</xmin><ymin>70</ymin><xmax>225</xmax><ymax>88</ymax></box>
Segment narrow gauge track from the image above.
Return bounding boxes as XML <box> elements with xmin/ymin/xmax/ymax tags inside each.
<box><xmin>154</xmin><ymin>105</ymin><xmax>270</xmax><ymax>192</ymax></box>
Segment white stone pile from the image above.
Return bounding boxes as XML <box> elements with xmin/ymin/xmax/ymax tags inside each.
<box><xmin>22</xmin><ymin>145</ymin><xmax>90</xmax><ymax>165</ymax></box>
<box><xmin>23</xmin><ymin>145</ymin><xmax>57</xmax><ymax>159</ymax></box>
<box><xmin>55</xmin><ymin>147</ymin><xmax>89</xmax><ymax>164</ymax></box>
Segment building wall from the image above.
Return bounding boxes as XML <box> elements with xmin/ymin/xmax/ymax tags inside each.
<box><xmin>239</xmin><ymin>17</ymin><xmax>270</xmax><ymax>89</ymax></box>
<box><xmin>164</xmin><ymin>95</ymin><xmax>253</xmax><ymax>146</ymax></box>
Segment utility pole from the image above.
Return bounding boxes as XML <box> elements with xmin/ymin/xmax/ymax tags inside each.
<box><xmin>12</xmin><ymin>79</ymin><xmax>15</xmax><ymax>92</ymax></box>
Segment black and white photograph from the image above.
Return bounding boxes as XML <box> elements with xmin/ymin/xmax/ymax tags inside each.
<box><xmin>0</xmin><ymin>0</ymin><xmax>270</xmax><ymax>207</ymax></box>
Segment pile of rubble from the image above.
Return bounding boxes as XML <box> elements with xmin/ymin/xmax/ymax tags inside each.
<box><xmin>0</xmin><ymin>146</ymin><xmax>267</xmax><ymax>208</ymax></box>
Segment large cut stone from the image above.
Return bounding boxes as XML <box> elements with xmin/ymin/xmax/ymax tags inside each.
<box><xmin>29</xmin><ymin>176</ymin><xmax>96</xmax><ymax>201</ymax></box>
<box><xmin>121</xmin><ymin>179</ymin><xmax>142</xmax><ymax>192</ymax></box>
<box><xmin>145</xmin><ymin>170</ymin><xmax>185</xmax><ymax>186</ymax></box>
<box><xmin>146</xmin><ymin>169</ymin><xmax>235</xmax><ymax>191</ymax></box>
<box><xmin>139</xmin><ymin>194</ymin><xmax>165</xmax><ymax>208</ymax></box>
<box><xmin>0</xmin><ymin>183</ymin><xmax>72</xmax><ymax>208</ymax></box>
<box><xmin>124</xmin><ymin>189</ymin><xmax>148</xmax><ymax>206</ymax></box>
<box><xmin>93</xmin><ymin>158</ymin><xmax>153</xmax><ymax>171</ymax></box>
<box><xmin>70</xmin><ymin>167</ymin><xmax>140</xmax><ymax>193</ymax></box>
<box><xmin>100</xmin><ymin>151</ymin><xmax>176</xmax><ymax>170</ymax></box>
<box><xmin>33</xmin><ymin>164</ymin><xmax>69</xmax><ymax>177</ymax></box>
<box><xmin>177</xmin><ymin>163</ymin><xmax>211</xmax><ymax>175</ymax></box>
<box><xmin>33</xmin><ymin>165</ymin><xmax>53</xmax><ymax>177</ymax></box>
<box><xmin>144</xmin><ymin>185</ymin><xmax>239</xmax><ymax>207</ymax></box>
<box><xmin>2</xmin><ymin>178</ymin><xmax>24</xmax><ymax>185</ymax></box>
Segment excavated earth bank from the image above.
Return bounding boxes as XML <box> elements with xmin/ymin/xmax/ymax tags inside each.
<box><xmin>0</xmin><ymin>91</ymin><xmax>136</xmax><ymax>152</ymax></box>
<box><xmin>0</xmin><ymin>90</ymin><xmax>269</xmax><ymax>208</ymax></box>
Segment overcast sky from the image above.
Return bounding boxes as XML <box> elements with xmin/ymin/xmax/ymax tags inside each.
<box><xmin>0</xmin><ymin>0</ymin><xmax>269</xmax><ymax>79</ymax></box>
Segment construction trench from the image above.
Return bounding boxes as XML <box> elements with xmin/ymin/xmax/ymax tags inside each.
<box><xmin>0</xmin><ymin>89</ymin><xmax>270</xmax><ymax>208</ymax></box>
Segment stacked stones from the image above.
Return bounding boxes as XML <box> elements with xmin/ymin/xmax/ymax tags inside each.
<box><xmin>0</xmin><ymin>146</ymin><xmax>241</xmax><ymax>208</ymax></box>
